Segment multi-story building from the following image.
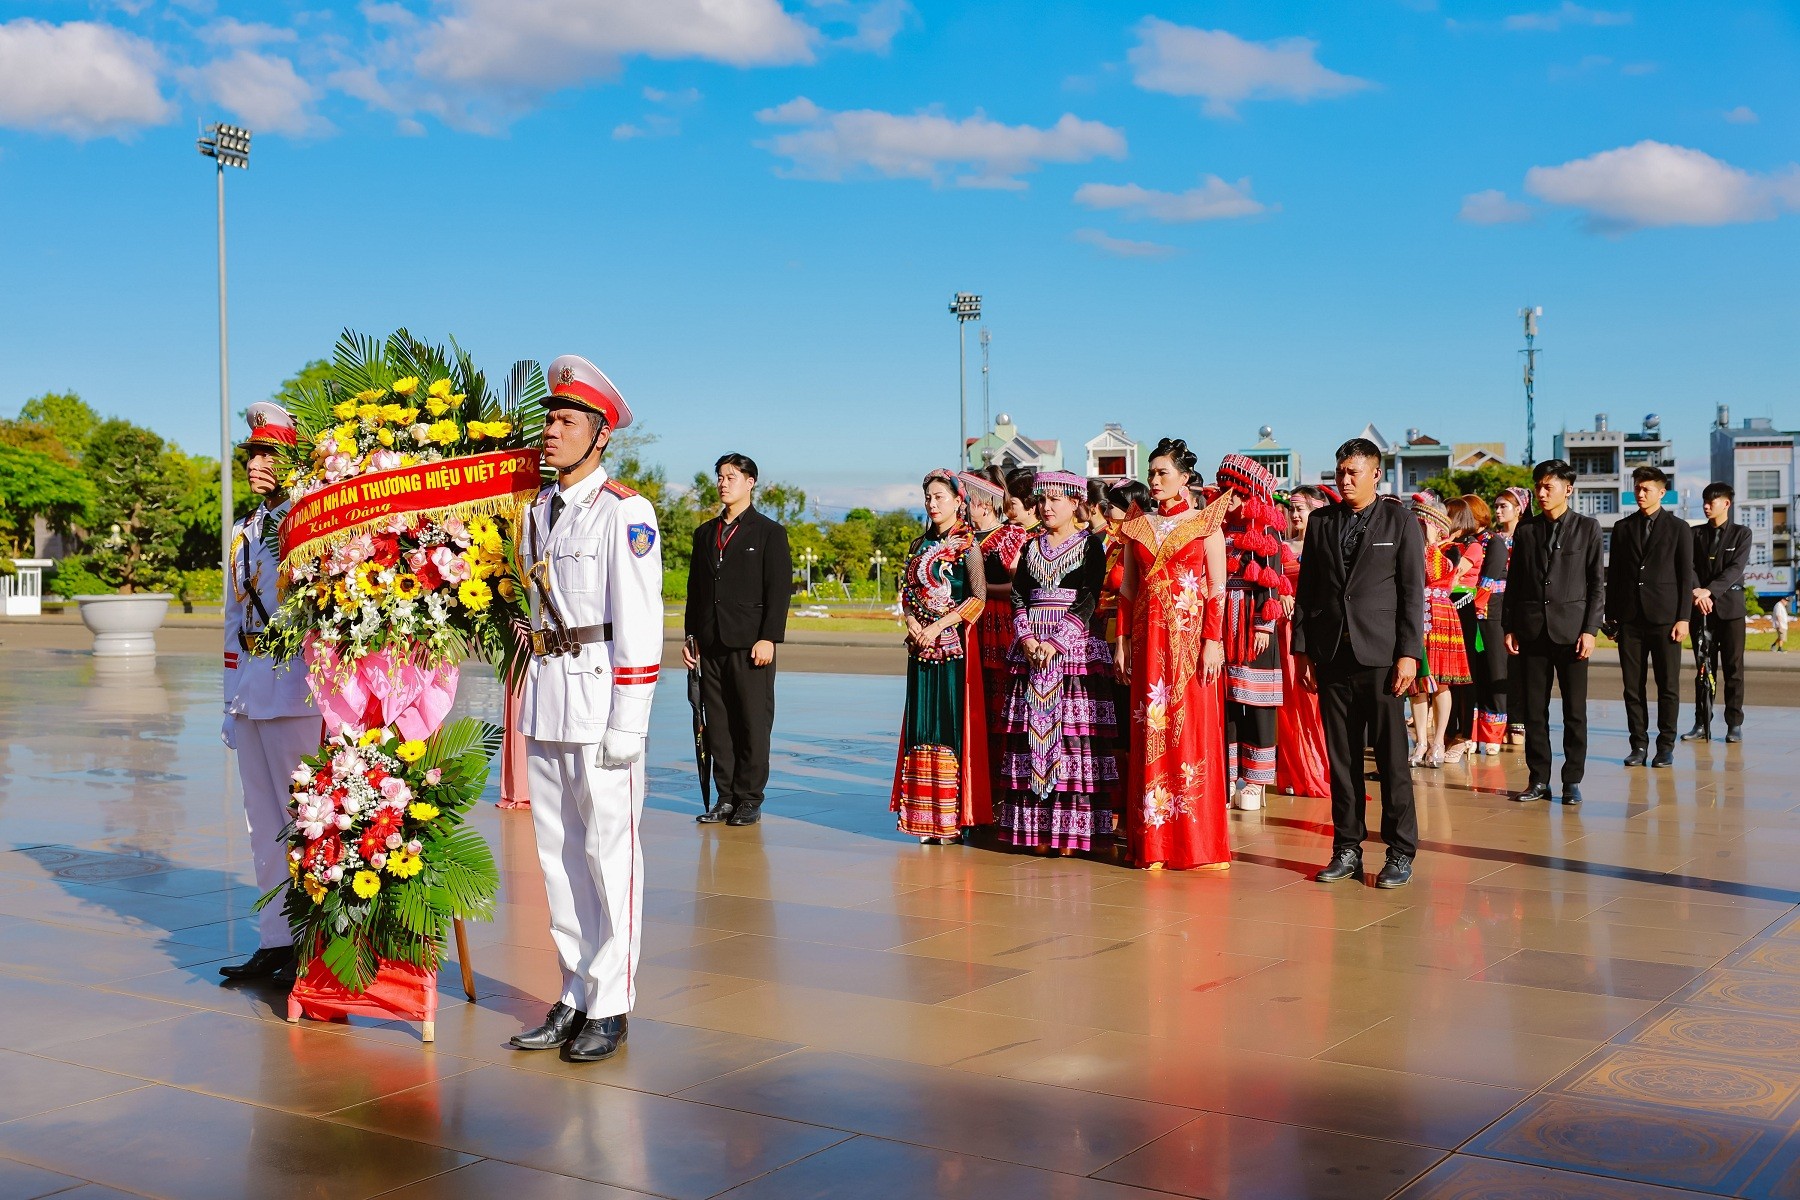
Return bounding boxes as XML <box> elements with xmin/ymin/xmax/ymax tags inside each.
<box><xmin>1084</xmin><ymin>423</ymin><xmax>1144</xmax><ymax>484</ymax></box>
<box><xmin>1709</xmin><ymin>407</ymin><xmax>1795</xmax><ymax>598</ymax></box>
<box><xmin>1239</xmin><ymin>426</ymin><xmax>1302</xmax><ymax>490</ymax></box>
<box><xmin>965</xmin><ymin>413</ymin><xmax>1063</xmax><ymax>473</ymax></box>
<box><xmin>1554</xmin><ymin>413</ymin><xmax>1679</xmax><ymax>556</ymax></box>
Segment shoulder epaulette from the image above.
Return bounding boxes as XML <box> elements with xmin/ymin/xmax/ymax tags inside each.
<box><xmin>602</xmin><ymin>479</ymin><xmax>639</xmax><ymax>499</ymax></box>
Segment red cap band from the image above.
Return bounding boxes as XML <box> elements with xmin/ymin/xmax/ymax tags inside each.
<box><xmin>548</xmin><ymin>379</ymin><xmax>620</xmax><ymax>429</ymax></box>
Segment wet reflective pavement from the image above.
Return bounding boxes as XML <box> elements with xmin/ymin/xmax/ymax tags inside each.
<box><xmin>1</xmin><ymin>646</ymin><xmax>1797</xmax><ymax>1199</ymax></box>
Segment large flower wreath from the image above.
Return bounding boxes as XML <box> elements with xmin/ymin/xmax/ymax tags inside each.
<box><xmin>254</xmin><ymin>329</ymin><xmax>547</xmax><ymax>1001</ymax></box>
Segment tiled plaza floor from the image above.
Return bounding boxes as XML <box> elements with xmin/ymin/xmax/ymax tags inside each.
<box><xmin>0</xmin><ymin>646</ymin><xmax>1797</xmax><ymax>1199</ymax></box>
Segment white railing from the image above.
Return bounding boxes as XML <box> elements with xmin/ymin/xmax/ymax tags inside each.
<box><xmin>3</xmin><ymin>560</ymin><xmax>51</xmax><ymax>616</ymax></box>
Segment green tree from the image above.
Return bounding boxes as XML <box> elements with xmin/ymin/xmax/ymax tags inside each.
<box><xmin>273</xmin><ymin>359</ymin><xmax>333</xmax><ymax>410</ymax></box>
<box><xmin>17</xmin><ymin>391</ymin><xmax>100</xmax><ymax>458</ymax></box>
<box><xmin>79</xmin><ymin>419</ymin><xmax>185</xmax><ymax>593</ymax></box>
<box><xmin>0</xmin><ymin>443</ymin><xmax>93</xmax><ymax>557</ymax></box>
<box><xmin>0</xmin><ymin>418</ymin><xmax>78</xmax><ymax>466</ymax></box>
<box><xmin>759</xmin><ymin>482</ymin><xmax>808</xmax><ymax>525</ymax></box>
<box><xmin>1418</xmin><ymin>463</ymin><xmax>1534</xmax><ymax>509</ymax></box>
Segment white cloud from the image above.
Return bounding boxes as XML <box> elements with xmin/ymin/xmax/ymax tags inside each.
<box><xmin>1724</xmin><ymin>105</ymin><xmax>1759</xmax><ymax>125</ymax></box>
<box><xmin>0</xmin><ymin>19</ymin><xmax>171</xmax><ymax>138</ymax></box>
<box><xmin>416</xmin><ymin>0</ymin><xmax>815</xmax><ymax>90</ymax></box>
<box><xmin>1075</xmin><ymin>228</ymin><xmax>1179</xmax><ymax>258</ymax></box>
<box><xmin>1073</xmin><ymin>176</ymin><xmax>1265</xmax><ymax>222</ymax></box>
<box><xmin>1459</xmin><ymin>189</ymin><xmax>1534</xmax><ymax>224</ymax></box>
<box><xmin>756</xmin><ymin>98</ymin><xmax>1125</xmax><ymax>188</ymax></box>
<box><xmin>1126</xmin><ymin>19</ymin><xmax>1373</xmax><ymax>118</ymax></box>
<box><xmin>1523</xmin><ymin>140</ymin><xmax>1800</xmax><ymax>231</ymax></box>
<box><xmin>188</xmin><ymin>51</ymin><xmax>321</xmax><ymax>136</ymax></box>
<box><xmin>1503</xmin><ymin>3</ymin><xmax>1632</xmax><ymax>31</ymax></box>
<box><xmin>200</xmin><ymin>18</ymin><xmax>298</xmax><ymax>48</ymax></box>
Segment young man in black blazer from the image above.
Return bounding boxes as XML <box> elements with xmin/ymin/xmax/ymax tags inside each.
<box><xmin>1291</xmin><ymin>438</ymin><xmax>1426</xmax><ymax>889</ymax></box>
<box><xmin>1605</xmin><ymin>466</ymin><xmax>1694</xmax><ymax>768</ymax></box>
<box><xmin>1503</xmin><ymin>459</ymin><xmax>1605</xmax><ymax>804</ymax></box>
<box><xmin>1685</xmin><ymin>482</ymin><xmax>1752</xmax><ymax>743</ymax></box>
<box><xmin>683</xmin><ymin>453</ymin><xmax>792</xmax><ymax>826</ymax></box>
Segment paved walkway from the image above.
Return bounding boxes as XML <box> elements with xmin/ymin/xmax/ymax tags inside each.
<box><xmin>0</xmin><ymin>649</ymin><xmax>1796</xmax><ymax>1198</ymax></box>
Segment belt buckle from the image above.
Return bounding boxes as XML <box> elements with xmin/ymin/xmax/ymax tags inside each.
<box><xmin>530</xmin><ymin>630</ymin><xmax>553</xmax><ymax>657</ymax></box>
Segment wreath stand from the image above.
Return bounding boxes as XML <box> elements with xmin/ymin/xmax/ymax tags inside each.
<box><xmin>287</xmin><ymin>917</ymin><xmax>478</xmax><ymax>1042</ymax></box>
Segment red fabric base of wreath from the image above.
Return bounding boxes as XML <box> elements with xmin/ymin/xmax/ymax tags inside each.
<box><xmin>288</xmin><ymin>956</ymin><xmax>438</xmax><ymax>1024</ymax></box>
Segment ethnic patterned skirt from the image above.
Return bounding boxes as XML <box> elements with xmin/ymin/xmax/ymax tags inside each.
<box><xmin>995</xmin><ymin>615</ymin><xmax>1121</xmax><ymax>851</ymax></box>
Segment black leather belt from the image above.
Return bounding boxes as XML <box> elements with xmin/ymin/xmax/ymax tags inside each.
<box><xmin>531</xmin><ymin>622</ymin><xmax>612</xmax><ymax>657</ymax></box>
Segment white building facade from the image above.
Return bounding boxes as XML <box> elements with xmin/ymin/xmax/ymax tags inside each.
<box><xmin>1710</xmin><ymin>409</ymin><xmax>1795</xmax><ymax>598</ymax></box>
<box><xmin>1554</xmin><ymin>413</ymin><xmax>1679</xmax><ymax>556</ymax></box>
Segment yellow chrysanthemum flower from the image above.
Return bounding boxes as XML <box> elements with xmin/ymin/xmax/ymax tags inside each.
<box><xmin>425</xmin><ymin>397</ymin><xmax>450</xmax><ymax>417</ymax></box>
<box><xmin>407</xmin><ymin>801</ymin><xmax>440</xmax><ymax>821</ymax></box>
<box><xmin>385</xmin><ymin>849</ymin><xmax>424</xmax><ymax>878</ymax></box>
<box><xmin>391</xmin><ymin>573</ymin><xmax>422</xmax><ymax>600</ymax></box>
<box><xmin>378</xmin><ymin>428</ymin><xmax>395</xmax><ymax>447</ymax></box>
<box><xmin>380</xmin><ymin>403</ymin><xmax>407</xmax><ymax>423</ymax></box>
<box><xmin>457</xmin><ymin>578</ymin><xmax>493</xmax><ymax>612</ymax></box>
<box><xmin>305</xmin><ymin>879</ymin><xmax>328</xmax><ymax>905</ymax></box>
<box><xmin>287</xmin><ymin>857</ymin><xmax>300</xmax><ymax>881</ymax></box>
<box><xmin>399</xmin><ymin>453</ymin><xmax>419</xmax><ymax>468</ymax></box>
<box><xmin>485</xmin><ymin>420</ymin><xmax>513</xmax><ymax>439</ymax></box>
<box><xmin>396</xmin><ymin>740</ymin><xmax>428</xmax><ymax>763</ymax></box>
<box><xmin>357</xmin><ymin>403</ymin><xmax>382</xmax><ymax>422</ymax></box>
<box><xmin>465</xmin><ymin>421</ymin><xmax>486</xmax><ymax>441</ymax></box>
<box><xmin>427</xmin><ymin>420</ymin><xmax>460</xmax><ymax>445</ymax></box>
<box><xmin>352</xmin><ymin>870</ymin><xmax>381</xmax><ymax>899</ymax></box>
<box><xmin>397</xmin><ymin>407</ymin><xmax>418</xmax><ymax>424</ymax></box>
<box><xmin>392</xmin><ymin>376</ymin><xmax>420</xmax><ymax>396</ymax></box>
<box><xmin>352</xmin><ymin>388</ymin><xmax>387</xmax><ymax>403</ymax></box>
<box><xmin>427</xmin><ymin>378</ymin><xmax>453</xmax><ymax>398</ymax></box>
<box><xmin>332</xmin><ymin>400</ymin><xmax>357</xmax><ymax>420</ymax></box>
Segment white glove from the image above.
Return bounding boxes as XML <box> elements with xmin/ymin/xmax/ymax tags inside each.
<box><xmin>599</xmin><ymin>728</ymin><xmax>645</xmax><ymax>769</ymax></box>
<box><xmin>220</xmin><ymin>715</ymin><xmax>237</xmax><ymax>750</ymax></box>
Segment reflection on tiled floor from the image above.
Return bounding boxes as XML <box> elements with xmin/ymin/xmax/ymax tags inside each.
<box><xmin>1</xmin><ymin>646</ymin><xmax>1797</xmax><ymax>1199</ymax></box>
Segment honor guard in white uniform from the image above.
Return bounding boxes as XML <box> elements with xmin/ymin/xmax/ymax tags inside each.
<box><xmin>508</xmin><ymin>354</ymin><xmax>662</xmax><ymax>1064</ymax></box>
<box><xmin>219</xmin><ymin>402</ymin><xmax>318</xmax><ymax>985</ymax></box>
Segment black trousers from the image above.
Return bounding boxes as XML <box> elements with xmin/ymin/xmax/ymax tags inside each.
<box><xmin>700</xmin><ymin>645</ymin><xmax>777</xmax><ymax>809</ymax></box>
<box><xmin>1518</xmin><ymin>634</ymin><xmax>1589</xmax><ymax>787</ymax></box>
<box><xmin>1617</xmin><ymin>621</ymin><xmax>1681</xmax><ymax>754</ymax></box>
<box><xmin>1316</xmin><ymin>642</ymin><xmax>1417</xmax><ymax>858</ymax></box>
<box><xmin>1695</xmin><ymin>615</ymin><xmax>1746</xmax><ymax>730</ymax></box>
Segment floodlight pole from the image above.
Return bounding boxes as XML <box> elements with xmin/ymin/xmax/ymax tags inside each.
<box><xmin>950</xmin><ymin>293</ymin><xmax>981</xmax><ymax>468</ymax></box>
<box><xmin>198</xmin><ymin>123</ymin><xmax>251</xmax><ymax>585</ymax></box>
<box><xmin>1519</xmin><ymin>306</ymin><xmax>1541</xmax><ymax>466</ymax></box>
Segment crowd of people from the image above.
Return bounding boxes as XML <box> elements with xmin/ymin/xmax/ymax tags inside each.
<box><xmin>885</xmin><ymin>435</ymin><xmax>1765</xmax><ymax>887</ymax></box>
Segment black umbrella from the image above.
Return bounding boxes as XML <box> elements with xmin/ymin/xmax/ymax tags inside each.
<box><xmin>687</xmin><ymin>664</ymin><xmax>713</xmax><ymax>813</ymax></box>
<box><xmin>1693</xmin><ymin>615</ymin><xmax>1716</xmax><ymax>737</ymax></box>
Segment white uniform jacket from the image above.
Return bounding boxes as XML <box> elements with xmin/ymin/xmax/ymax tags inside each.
<box><xmin>224</xmin><ymin>502</ymin><xmax>315</xmax><ymax>720</ymax></box>
<box><xmin>519</xmin><ymin>467</ymin><xmax>663</xmax><ymax>744</ymax></box>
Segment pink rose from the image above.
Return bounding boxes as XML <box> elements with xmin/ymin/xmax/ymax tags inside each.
<box><xmin>379</xmin><ymin>776</ymin><xmax>412</xmax><ymax>804</ymax></box>
<box><xmin>385</xmin><ymin>514</ymin><xmax>410</xmax><ymax>534</ymax></box>
<box><xmin>369</xmin><ymin>852</ymin><xmax>386</xmax><ymax>870</ymax></box>
<box><xmin>441</xmin><ymin>516</ymin><xmax>471</xmax><ymax>547</ymax></box>
<box><xmin>368</xmin><ymin>449</ymin><xmax>402</xmax><ymax>473</ymax></box>
<box><xmin>424</xmin><ymin>768</ymin><xmax>442</xmax><ymax>785</ymax></box>
<box><xmin>385</xmin><ymin>832</ymin><xmax>404</xmax><ymax>850</ymax></box>
<box><xmin>430</xmin><ymin>544</ymin><xmax>471</xmax><ymax>584</ymax></box>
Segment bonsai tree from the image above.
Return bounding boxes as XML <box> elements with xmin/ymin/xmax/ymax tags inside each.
<box><xmin>80</xmin><ymin>419</ymin><xmax>184</xmax><ymax>594</ymax></box>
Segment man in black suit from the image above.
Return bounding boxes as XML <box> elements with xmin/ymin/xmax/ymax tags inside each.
<box><xmin>1292</xmin><ymin>438</ymin><xmax>1426</xmax><ymax>889</ymax></box>
<box><xmin>1503</xmin><ymin>459</ymin><xmax>1606</xmax><ymax>804</ymax></box>
<box><xmin>1684</xmin><ymin>481</ymin><xmax>1752</xmax><ymax>743</ymax></box>
<box><xmin>683</xmin><ymin>453</ymin><xmax>792</xmax><ymax>827</ymax></box>
<box><xmin>1605</xmin><ymin>466</ymin><xmax>1694</xmax><ymax>768</ymax></box>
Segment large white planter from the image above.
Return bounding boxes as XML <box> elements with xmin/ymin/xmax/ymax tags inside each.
<box><xmin>76</xmin><ymin>593</ymin><xmax>173</xmax><ymax>657</ymax></box>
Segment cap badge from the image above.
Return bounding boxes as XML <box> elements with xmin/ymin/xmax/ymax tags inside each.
<box><xmin>559</xmin><ymin>365</ymin><xmax>575</xmax><ymax>384</ymax></box>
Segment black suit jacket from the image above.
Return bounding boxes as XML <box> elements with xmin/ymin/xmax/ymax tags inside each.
<box><xmin>684</xmin><ymin>507</ymin><xmax>792</xmax><ymax>650</ymax></box>
<box><xmin>1293</xmin><ymin>496</ymin><xmax>1426</xmax><ymax>669</ymax></box>
<box><xmin>1502</xmin><ymin>510</ymin><xmax>1605</xmax><ymax>645</ymax></box>
<box><xmin>1605</xmin><ymin>508</ymin><xmax>1697</xmax><ymax>628</ymax></box>
<box><xmin>1692</xmin><ymin>520</ymin><xmax>1752</xmax><ymax>623</ymax></box>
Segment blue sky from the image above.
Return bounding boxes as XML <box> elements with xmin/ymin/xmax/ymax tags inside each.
<box><xmin>1</xmin><ymin>0</ymin><xmax>1796</xmax><ymax>511</ymax></box>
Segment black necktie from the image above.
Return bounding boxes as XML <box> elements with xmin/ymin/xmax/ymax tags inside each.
<box><xmin>549</xmin><ymin>493</ymin><xmax>566</xmax><ymax>530</ymax></box>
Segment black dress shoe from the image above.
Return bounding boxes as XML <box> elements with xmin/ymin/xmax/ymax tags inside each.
<box><xmin>726</xmin><ymin>802</ymin><xmax>762</xmax><ymax>827</ymax></box>
<box><xmin>1726</xmin><ymin>726</ymin><xmax>1743</xmax><ymax>744</ymax></box>
<box><xmin>696</xmin><ymin>802</ymin><xmax>735</xmax><ymax>824</ymax></box>
<box><xmin>1650</xmin><ymin>750</ymin><xmax>1674</xmax><ymax>768</ymax></box>
<box><xmin>218</xmin><ymin>946</ymin><xmax>294</xmax><ymax>982</ymax></box>
<box><xmin>1374</xmin><ymin>852</ymin><xmax>1414</xmax><ymax>889</ymax></box>
<box><xmin>563</xmin><ymin>1014</ymin><xmax>628</xmax><ymax>1063</ymax></box>
<box><xmin>1680</xmin><ymin>726</ymin><xmax>1710</xmax><ymax>742</ymax></box>
<box><xmin>1623</xmin><ymin>751</ymin><xmax>1647</xmax><ymax>767</ymax></box>
<box><xmin>509</xmin><ymin>1002</ymin><xmax>586</xmax><ymax>1051</ymax></box>
<box><xmin>1514</xmin><ymin>783</ymin><xmax>1552</xmax><ymax>803</ymax></box>
<box><xmin>1562</xmin><ymin>786</ymin><xmax>1583</xmax><ymax>806</ymax></box>
<box><xmin>1314</xmin><ymin>847</ymin><xmax>1363</xmax><ymax>883</ymax></box>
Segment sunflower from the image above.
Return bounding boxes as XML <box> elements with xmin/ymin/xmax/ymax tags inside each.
<box><xmin>391</xmin><ymin>573</ymin><xmax>423</xmax><ymax>601</ymax></box>
<box><xmin>305</xmin><ymin>879</ymin><xmax>328</xmax><ymax>905</ymax></box>
<box><xmin>353</xmin><ymin>561</ymin><xmax>385</xmax><ymax>596</ymax></box>
<box><xmin>457</xmin><ymin>578</ymin><xmax>493</xmax><ymax>613</ymax></box>
<box><xmin>332</xmin><ymin>580</ymin><xmax>354</xmax><ymax>608</ymax></box>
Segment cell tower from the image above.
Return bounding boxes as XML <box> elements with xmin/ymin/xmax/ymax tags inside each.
<box><xmin>1519</xmin><ymin>306</ymin><xmax>1542</xmax><ymax>465</ymax></box>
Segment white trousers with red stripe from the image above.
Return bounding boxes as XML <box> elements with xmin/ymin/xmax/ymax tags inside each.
<box><xmin>525</xmin><ymin>738</ymin><xmax>645</xmax><ymax>1017</ymax></box>
<box><xmin>232</xmin><ymin>714</ymin><xmax>320</xmax><ymax>949</ymax></box>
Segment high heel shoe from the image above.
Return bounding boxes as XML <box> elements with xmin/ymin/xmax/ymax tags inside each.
<box><xmin>1427</xmin><ymin>745</ymin><xmax>1445</xmax><ymax>768</ymax></box>
<box><xmin>1409</xmin><ymin>744</ymin><xmax>1428</xmax><ymax>768</ymax></box>
<box><xmin>1443</xmin><ymin>742</ymin><xmax>1471</xmax><ymax>764</ymax></box>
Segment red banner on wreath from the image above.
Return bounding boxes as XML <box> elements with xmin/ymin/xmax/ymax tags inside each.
<box><xmin>279</xmin><ymin>448</ymin><xmax>541</xmax><ymax>570</ymax></box>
